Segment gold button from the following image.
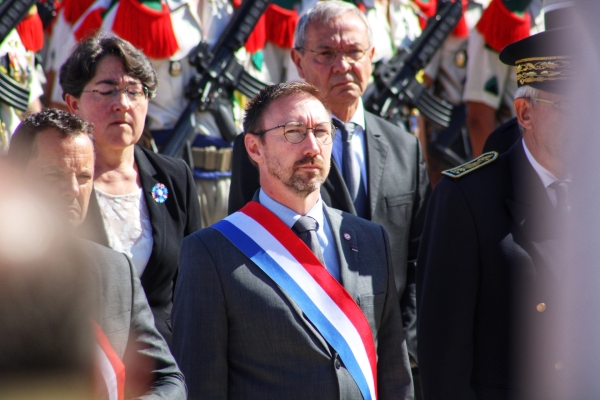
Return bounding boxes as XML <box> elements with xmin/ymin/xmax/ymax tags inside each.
<box><xmin>536</xmin><ymin>303</ymin><xmax>546</xmax><ymax>312</ymax></box>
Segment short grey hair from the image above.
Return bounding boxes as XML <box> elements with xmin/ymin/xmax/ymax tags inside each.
<box><xmin>514</xmin><ymin>85</ymin><xmax>541</xmax><ymax>133</ymax></box>
<box><xmin>514</xmin><ymin>85</ymin><xmax>540</xmax><ymax>101</ymax></box>
<box><xmin>294</xmin><ymin>0</ymin><xmax>373</xmax><ymax>49</ymax></box>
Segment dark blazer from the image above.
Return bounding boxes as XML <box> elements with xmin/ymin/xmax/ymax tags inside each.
<box><xmin>81</xmin><ymin>145</ymin><xmax>202</xmax><ymax>347</ymax></box>
<box><xmin>83</xmin><ymin>239</ymin><xmax>186</xmax><ymax>399</ymax></box>
<box><xmin>228</xmin><ymin>111</ymin><xmax>430</xmax><ymax>359</ymax></box>
<box><xmin>172</xmin><ymin>202</ymin><xmax>414</xmax><ymax>400</ymax></box>
<box><xmin>416</xmin><ymin>142</ymin><xmax>563</xmax><ymax>399</ymax></box>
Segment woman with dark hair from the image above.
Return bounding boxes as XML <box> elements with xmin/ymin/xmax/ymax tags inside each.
<box><xmin>60</xmin><ymin>33</ymin><xmax>201</xmax><ymax>347</ymax></box>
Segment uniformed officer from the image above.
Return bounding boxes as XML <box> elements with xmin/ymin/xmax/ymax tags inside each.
<box><xmin>416</xmin><ymin>1</ymin><xmax>575</xmax><ymax>398</ymax></box>
<box><xmin>0</xmin><ymin>28</ymin><xmax>43</xmax><ymax>150</ymax></box>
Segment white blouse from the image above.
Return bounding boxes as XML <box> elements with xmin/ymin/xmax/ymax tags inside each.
<box><xmin>95</xmin><ymin>187</ymin><xmax>154</xmax><ymax>277</ymax></box>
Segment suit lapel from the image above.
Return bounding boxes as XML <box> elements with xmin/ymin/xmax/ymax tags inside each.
<box><xmin>364</xmin><ymin>112</ymin><xmax>388</xmax><ymax>216</ymax></box>
<box><xmin>322</xmin><ymin>160</ymin><xmax>356</xmax><ymax>215</ymax></box>
<box><xmin>324</xmin><ymin>205</ymin><xmax>359</xmax><ymax>300</ymax></box>
<box><xmin>135</xmin><ymin>146</ymin><xmax>166</xmax><ymax>280</ymax></box>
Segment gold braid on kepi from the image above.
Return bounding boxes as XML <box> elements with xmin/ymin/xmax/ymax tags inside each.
<box><xmin>515</xmin><ymin>56</ymin><xmax>572</xmax><ymax>86</ymax></box>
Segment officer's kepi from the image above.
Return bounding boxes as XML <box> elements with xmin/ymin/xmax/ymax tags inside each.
<box><xmin>499</xmin><ymin>1</ymin><xmax>575</xmax><ymax>95</ymax></box>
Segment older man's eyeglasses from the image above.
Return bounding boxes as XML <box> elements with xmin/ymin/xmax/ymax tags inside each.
<box><xmin>82</xmin><ymin>84</ymin><xmax>149</xmax><ymax>106</ymax></box>
<box><xmin>296</xmin><ymin>47</ymin><xmax>369</xmax><ymax>65</ymax></box>
<box><xmin>254</xmin><ymin>122</ymin><xmax>337</xmax><ymax>145</ymax></box>
<box><xmin>532</xmin><ymin>97</ymin><xmax>569</xmax><ymax>112</ymax></box>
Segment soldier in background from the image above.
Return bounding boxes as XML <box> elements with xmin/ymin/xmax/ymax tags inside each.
<box><xmin>463</xmin><ymin>0</ymin><xmax>543</xmax><ymax>157</ymax></box>
<box><xmin>0</xmin><ymin>24</ymin><xmax>44</xmax><ymax>150</ymax></box>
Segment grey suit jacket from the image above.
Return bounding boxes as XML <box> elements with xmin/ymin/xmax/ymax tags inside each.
<box><xmin>172</xmin><ymin>203</ymin><xmax>414</xmax><ymax>400</ymax></box>
<box><xmin>82</xmin><ymin>240</ymin><xmax>186</xmax><ymax>399</ymax></box>
<box><xmin>228</xmin><ymin>112</ymin><xmax>430</xmax><ymax>359</ymax></box>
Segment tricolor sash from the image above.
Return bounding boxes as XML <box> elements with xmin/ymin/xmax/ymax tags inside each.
<box><xmin>93</xmin><ymin>321</ymin><xmax>126</xmax><ymax>400</ymax></box>
<box><xmin>212</xmin><ymin>201</ymin><xmax>378</xmax><ymax>400</ymax></box>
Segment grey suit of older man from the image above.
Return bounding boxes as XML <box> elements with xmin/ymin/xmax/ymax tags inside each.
<box><xmin>172</xmin><ymin>201</ymin><xmax>413</xmax><ymax>400</ymax></box>
<box><xmin>83</xmin><ymin>240</ymin><xmax>186</xmax><ymax>399</ymax></box>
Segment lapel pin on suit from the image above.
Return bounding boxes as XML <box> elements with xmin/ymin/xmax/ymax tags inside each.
<box><xmin>343</xmin><ymin>232</ymin><xmax>358</xmax><ymax>252</ymax></box>
<box><xmin>151</xmin><ymin>183</ymin><xmax>169</xmax><ymax>203</ymax></box>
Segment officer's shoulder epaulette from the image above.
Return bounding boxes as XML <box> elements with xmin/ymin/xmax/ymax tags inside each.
<box><xmin>441</xmin><ymin>151</ymin><xmax>499</xmax><ymax>179</ymax></box>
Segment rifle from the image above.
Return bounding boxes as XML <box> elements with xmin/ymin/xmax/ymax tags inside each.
<box><xmin>160</xmin><ymin>0</ymin><xmax>271</xmax><ymax>161</ymax></box>
<box><xmin>0</xmin><ymin>0</ymin><xmax>38</xmax><ymax>45</ymax></box>
<box><xmin>363</xmin><ymin>0</ymin><xmax>463</xmax><ymax>128</ymax></box>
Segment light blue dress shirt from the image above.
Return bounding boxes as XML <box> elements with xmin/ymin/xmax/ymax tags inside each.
<box><xmin>259</xmin><ymin>189</ymin><xmax>341</xmax><ymax>281</ymax></box>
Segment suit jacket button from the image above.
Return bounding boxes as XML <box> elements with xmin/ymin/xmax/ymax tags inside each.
<box><xmin>334</xmin><ymin>358</ymin><xmax>341</xmax><ymax>369</ymax></box>
<box><xmin>536</xmin><ymin>303</ymin><xmax>546</xmax><ymax>312</ymax></box>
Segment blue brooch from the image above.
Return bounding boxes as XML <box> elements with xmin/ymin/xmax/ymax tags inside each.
<box><xmin>151</xmin><ymin>183</ymin><xmax>169</xmax><ymax>203</ymax></box>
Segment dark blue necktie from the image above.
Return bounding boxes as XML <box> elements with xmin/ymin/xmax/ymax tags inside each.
<box><xmin>335</xmin><ymin>120</ymin><xmax>368</xmax><ymax>218</ymax></box>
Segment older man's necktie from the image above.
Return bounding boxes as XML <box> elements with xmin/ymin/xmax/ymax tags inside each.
<box><xmin>550</xmin><ymin>180</ymin><xmax>570</xmax><ymax>215</ymax></box>
<box><xmin>335</xmin><ymin>120</ymin><xmax>368</xmax><ymax>218</ymax></box>
<box><xmin>292</xmin><ymin>216</ymin><xmax>325</xmax><ymax>266</ymax></box>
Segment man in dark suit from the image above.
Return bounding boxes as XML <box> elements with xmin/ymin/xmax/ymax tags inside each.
<box><xmin>228</xmin><ymin>0</ymin><xmax>430</xmax><ymax>362</ymax></box>
<box><xmin>8</xmin><ymin>109</ymin><xmax>186</xmax><ymax>399</ymax></box>
<box><xmin>173</xmin><ymin>82</ymin><xmax>414</xmax><ymax>399</ymax></box>
<box><xmin>416</xmin><ymin>4</ymin><xmax>574</xmax><ymax>398</ymax></box>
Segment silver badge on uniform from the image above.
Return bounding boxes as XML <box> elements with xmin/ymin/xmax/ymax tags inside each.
<box><xmin>169</xmin><ymin>60</ymin><xmax>182</xmax><ymax>77</ymax></box>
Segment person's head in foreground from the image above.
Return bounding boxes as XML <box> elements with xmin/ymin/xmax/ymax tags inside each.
<box><xmin>8</xmin><ymin>108</ymin><xmax>95</xmax><ymax>227</ymax></box>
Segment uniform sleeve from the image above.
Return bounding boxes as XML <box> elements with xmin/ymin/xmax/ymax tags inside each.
<box><xmin>124</xmin><ymin>254</ymin><xmax>187</xmax><ymax>399</ymax></box>
<box><xmin>376</xmin><ymin>226</ymin><xmax>415</xmax><ymax>400</ymax></box>
<box><xmin>416</xmin><ymin>179</ymin><xmax>479</xmax><ymax>400</ymax></box>
<box><xmin>172</xmin><ymin>233</ymin><xmax>228</xmax><ymax>400</ymax></box>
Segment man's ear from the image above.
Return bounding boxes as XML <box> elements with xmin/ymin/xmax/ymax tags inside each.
<box><xmin>290</xmin><ymin>49</ymin><xmax>306</xmax><ymax>80</ymax></box>
<box><xmin>514</xmin><ymin>98</ymin><xmax>533</xmax><ymax>131</ymax></box>
<box><xmin>366</xmin><ymin>45</ymin><xmax>375</xmax><ymax>62</ymax></box>
<box><xmin>245</xmin><ymin>133</ymin><xmax>264</xmax><ymax>166</ymax></box>
<box><xmin>65</xmin><ymin>93</ymin><xmax>80</xmax><ymax>114</ymax></box>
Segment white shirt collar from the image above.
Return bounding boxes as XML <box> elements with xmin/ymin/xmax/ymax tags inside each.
<box><xmin>522</xmin><ymin>139</ymin><xmax>559</xmax><ymax>189</ymax></box>
<box><xmin>332</xmin><ymin>98</ymin><xmax>366</xmax><ymax>129</ymax></box>
<box><xmin>258</xmin><ymin>189</ymin><xmax>325</xmax><ymax>231</ymax></box>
